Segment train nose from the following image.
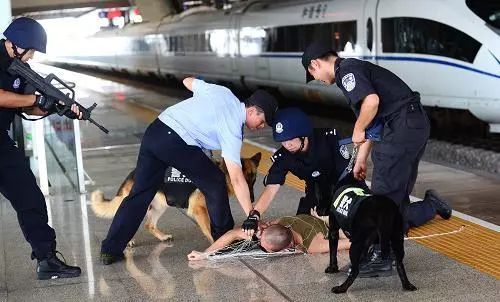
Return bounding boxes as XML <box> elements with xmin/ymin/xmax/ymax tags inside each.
<box><xmin>466</xmin><ymin>46</ymin><xmax>500</xmax><ymax>132</ymax></box>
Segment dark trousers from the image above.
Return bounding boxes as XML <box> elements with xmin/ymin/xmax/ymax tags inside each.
<box><xmin>371</xmin><ymin>97</ymin><xmax>433</xmax><ymax>227</ymax></box>
<box><xmin>101</xmin><ymin>119</ymin><xmax>234</xmax><ymax>255</ymax></box>
<box><xmin>407</xmin><ymin>198</ymin><xmax>436</xmax><ymax>227</ymax></box>
<box><xmin>0</xmin><ymin>135</ymin><xmax>56</xmax><ymax>259</ymax></box>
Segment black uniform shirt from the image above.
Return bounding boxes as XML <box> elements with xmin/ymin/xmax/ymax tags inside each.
<box><xmin>334</xmin><ymin>58</ymin><xmax>413</xmax><ymax>119</ymax></box>
<box><xmin>264</xmin><ymin>128</ymin><xmax>351</xmax><ymax>198</ymax></box>
<box><xmin>0</xmin><ymin>39</ymin><xmax>28</xmax><ymax>132</ymax></box>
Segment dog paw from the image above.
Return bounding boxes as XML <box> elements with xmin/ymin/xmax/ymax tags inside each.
<box><xmin>325</xmin><ymin>265</ymin><xmax>339</xmax><ymax>274</ymax></box>
<box><xmin>403</xmin><ymin>283</ymin><xmax>418</xmax><ymax>291</ymax></box>
<box><xmin>159</xmin><ymin>234</ymin><xmax>173</xmax><ymax>241</ymax></box>
<box><xmin>331</xmin><ymin>285</ymin><xmax>347</xmax><ymax>294</ymax></box>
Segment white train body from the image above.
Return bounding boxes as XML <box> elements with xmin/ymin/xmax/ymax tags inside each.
<box><xmin>50</xmin><ymin>0</ymin><xmax>500</xmax><ymax>131</ymax></box>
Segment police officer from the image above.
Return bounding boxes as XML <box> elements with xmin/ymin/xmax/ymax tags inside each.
<box><xmin>0</xmin><ymin>17</ymin><xmax>82</xmax><ymax>279</ymax></box>
<box><xmin>301</xmin><ymin>41</ymin><xmax>452</xmax><ymax>276</ymax></box>
<box><xmin>100</xmin><ymin>78</ymin><xmax>278</xmax><ymax>265</ymax></box>
<box><xmin>241</xmin><ymin>107</ymin><xmax>356</xmax><ymax>234</ymax></box>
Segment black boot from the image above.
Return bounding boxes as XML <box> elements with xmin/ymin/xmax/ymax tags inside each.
<box><xmin>351</xmin><ymin>245</ymin><xmax>393</xmax><ymax>278</ymax></box>
<box><xmin>100</xmin><ymin>252</ymin><xmax>125</xmax><ymax>265</ymax></box>
<box><xmin>35</xmin><ymin>251</ymin><xmax>81</xmax><ymax>280</ymax></box>
<box><xmin>424</xmin><ymin>189</ymin><xmax>452</xmax><ymax>220</ymax></box>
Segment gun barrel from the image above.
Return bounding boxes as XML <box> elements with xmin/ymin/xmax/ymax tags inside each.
<box><xmin>87</xmin><ymin>117</ymin><xmax>109</xmax><ymax>134</ymax></box>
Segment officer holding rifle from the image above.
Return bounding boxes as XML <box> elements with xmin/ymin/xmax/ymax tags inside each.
<box><xmin>0</xmin><ymin>17</ymin><xmax>82</xmax><ymax>280</ymax></box>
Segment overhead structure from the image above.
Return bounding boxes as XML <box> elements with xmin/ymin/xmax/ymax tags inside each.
<box><xmin>132</xmin><ymin>0</ymin><xmax>180</xmax><ymax>21</ymax></box>
<box><xmin>12</xmin><ymin>0</ymin><xmax>130</xmax><ymax>16</ymax></box>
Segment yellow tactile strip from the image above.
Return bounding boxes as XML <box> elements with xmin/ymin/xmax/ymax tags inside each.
<box><xmin>242</xmin><ymin>142</ymin><xmax>500</xmax><ymax>280</ymax></box>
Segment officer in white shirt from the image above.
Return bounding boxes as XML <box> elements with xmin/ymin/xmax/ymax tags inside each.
<box><xmin>100</xmin><ymin>77</ymin><xmax>278</xmax><ymax>265</ymax></box>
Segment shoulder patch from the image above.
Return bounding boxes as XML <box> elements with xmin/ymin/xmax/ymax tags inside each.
<box><xmin>13</xmin><ymin>78</ymin><xmax>20</xmax><ymax>89</ymax></box>
<box><xmin>339</xmin><ymin>145</ymin><xmax>350</xmax><ymax>159</ymax></box>
<box><xmin>341</xmin><ymin>73</ymin><xmax>356</xmax><ymax>92</ymax></box>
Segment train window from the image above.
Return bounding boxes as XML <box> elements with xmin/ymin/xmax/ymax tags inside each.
<box><xmin>266</xmin><ymin>21</ymin><xmax>356</xmax><ymax>52</ymax></box>
<box><xmin>178</xmin><ymin>36</ymin><xmax>184</xmax><ymax>52</ymax></box>
<box><xmin>466</xmin><ymin>0</ymin><xmax>500</xmax><ymax>31</ymax></box>
<box><xmin>381</xmin><ymin>17</ymin><xmax>481</xmax><ymax>63</ymax></box>
<box><xmin>131</xmin><ymin>38</ymin><xmax>149</xmax><ymax>52</ymax></box>
<box><xmin>170</xmin><ymin>36</ymin><xmax>177</xmax><ymax>52</ymax></box>
<box><xmin>366</xmin><ymin>18</ymin><xmax>373</xmax><ymax>52</ymax></box>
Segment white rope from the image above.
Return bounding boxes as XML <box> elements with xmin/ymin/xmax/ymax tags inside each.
<box><xmin>405</xmin><ymin>225</ymin><xmax>466</xmax><ymax>240</ymax></box>
<box><xmin>206</xmin><ymin>239</ymin><xmax>303</xmax><ymax>261</ymax></box>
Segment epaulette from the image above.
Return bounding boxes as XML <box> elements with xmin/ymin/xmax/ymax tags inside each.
<box><xmin>324</xmin><ymin>129</ymin><xmax>337</xmax><ymax>136</ymax></box>
<box><xmin>270</xmin><ymin>150</ymin><xmax>284</xmax><ymax>163</ymax></box>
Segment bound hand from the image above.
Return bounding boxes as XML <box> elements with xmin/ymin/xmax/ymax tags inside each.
<box><xmin>187</xmin><ymin>251</ymin><xmax>206</xmax><ymax>261</ymax></box>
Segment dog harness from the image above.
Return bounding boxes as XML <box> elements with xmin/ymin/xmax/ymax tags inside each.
<box><xmin>331</xmin><ymin>185</ymin><xmax>372</xmax><ymax>238</ymax></box>
<box><xmin>161</xmin><ymin>167</ymin><xmax>197</xmax><ymax>208</ymax></box>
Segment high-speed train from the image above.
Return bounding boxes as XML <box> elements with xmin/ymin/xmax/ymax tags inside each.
<box><xmin>49</xmin><ymin>0</ymin><xmax>500</xmax><ymax>132</ymax></box>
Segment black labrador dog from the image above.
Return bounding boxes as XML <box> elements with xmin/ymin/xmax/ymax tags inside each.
<box><xmin>315</xmin><ymin>174</ymin><xmax>417</xmax><ymax>294</ymax></box>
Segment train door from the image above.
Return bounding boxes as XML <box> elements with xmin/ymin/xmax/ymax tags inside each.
<box><xmin>363</xmin><ymin>0</ymin><xmax>379</xmax><ymax>63</ymax></box>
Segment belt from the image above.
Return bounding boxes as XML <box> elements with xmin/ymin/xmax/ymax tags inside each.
<box><xmin>383</xmin><ymin>92</ymin><xmax>422</xmax><ymax>122</ymax></box>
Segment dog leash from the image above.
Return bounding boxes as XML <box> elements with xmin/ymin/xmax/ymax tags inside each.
<box><xmin>337</xmin><ymin>145</ymin><xmax>359</xmax><ymax>182</ymax></box>
<box><xmin>405</xmin><ymin>225</ymin><xmax>467</xmax><ymax>240</ymax></box>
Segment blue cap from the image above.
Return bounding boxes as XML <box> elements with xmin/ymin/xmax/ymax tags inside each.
<box><xmin>3</xmin><ymin>17</ymin><xmax>47</xmax><ymax>53</ymax></box>
<box><xmin>272</xmin><ymin>108</ymin><xmax>313</xmax><ymax>142</ymax></box>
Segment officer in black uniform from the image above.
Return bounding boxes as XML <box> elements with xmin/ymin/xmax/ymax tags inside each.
<box><xmin>301</xmin><ymin>41</ymin><xmax>452</xmax><ymax>276</ymax></box>
<box><xmin>0</xmin><ymin>17</ymin><xmax>81</xmax><ymax>280</ymax></box>
<box><xmin>241</xmin><ymin>107</ymin><xmax>357</xmax><ymax>233</ymax></box>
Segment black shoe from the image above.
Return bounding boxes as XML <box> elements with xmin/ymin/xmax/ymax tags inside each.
<box><xmin>100</xmin><ymin>252</ymin><xmax>124</xmax><ymax>265</ymax></box>
<box><xmin>425</xmin><ymin>189</ymin><xmax>452</xmax><ymax>220</ymax></box>
<box><xmin>36</xmin><ymin>251</ymin><xmax>81</xmax><ymax>280</ymax></box>
<box><xmin>350</xmin><ymin>246</ymin><xmax>393</xmax><ymax>278</ymax></box>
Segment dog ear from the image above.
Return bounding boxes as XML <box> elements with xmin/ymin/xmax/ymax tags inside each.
<box><xmin>251</xmin><ymin>152</ymin><xmax>262</xmax><ymax>166</ymax></box>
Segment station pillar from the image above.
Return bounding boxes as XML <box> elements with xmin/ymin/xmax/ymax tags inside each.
<box><xmin>0</xmin><ymin>0</ymin><xmax>12</xmax><ymax>33</ymax></box>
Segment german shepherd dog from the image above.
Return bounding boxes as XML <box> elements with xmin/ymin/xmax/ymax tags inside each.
<box><xmin>317</xmin><ymin>174</ymin><xmax>417</xmax><ymax>294</ymax></box>
<box><xmin>91</xmin><ymin>153</ymin><xmax>261</xmax><ymax>245</ymax></box>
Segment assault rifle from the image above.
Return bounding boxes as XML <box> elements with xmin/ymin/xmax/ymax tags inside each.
<box><xmin>8</xmin><ymin>58</ymin><xmax>109</xmax><ymax>133</ymax></box>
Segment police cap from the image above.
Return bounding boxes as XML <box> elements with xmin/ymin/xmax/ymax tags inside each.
<box><xmin>302</xmin><ymin>41</ymin><xmax>338</xmax><ymax>83</ymax></box>
<box><xmin>272</xmin><ymin>107</ymin><xmax>313</xmax><ymax>142</ymax></box>
<box><xmin>246</xmin><ymin>90</ymin><xmax>278</xmax><ymax>124</ymax></box>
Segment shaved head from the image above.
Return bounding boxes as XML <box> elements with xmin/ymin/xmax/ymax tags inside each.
<box><xmin>261</xmin><ymin>224</ymin><xmax>293</xmax><ymax>252</ymax></box>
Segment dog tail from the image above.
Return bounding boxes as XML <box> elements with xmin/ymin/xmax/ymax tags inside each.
<box><xmin>90</xmin><ymin>190</ymin><xmax>124</xmax><ymax>219</ymax></box>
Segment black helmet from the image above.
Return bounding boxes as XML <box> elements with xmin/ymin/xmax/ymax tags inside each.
<box><xmin>3</xmin><ymin>17</ymin><xmax>47</xmax><ymax>53</ymax></box>
<box><xmin>272</xmin><ymin>108</ymin><xmax>313</xmax><ymax>142</ymax></box>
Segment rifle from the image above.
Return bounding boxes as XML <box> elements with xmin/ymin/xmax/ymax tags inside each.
<box><xmin>7</xmin><ymin>58</ymin><xmax>109</xmax><ymax>134</ymax></box>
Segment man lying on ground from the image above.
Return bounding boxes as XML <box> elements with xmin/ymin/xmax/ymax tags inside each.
<box><xmin>187</xmin><ymin>214</ymin><xmax>350</xmax><ymax>260</ymax></box>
